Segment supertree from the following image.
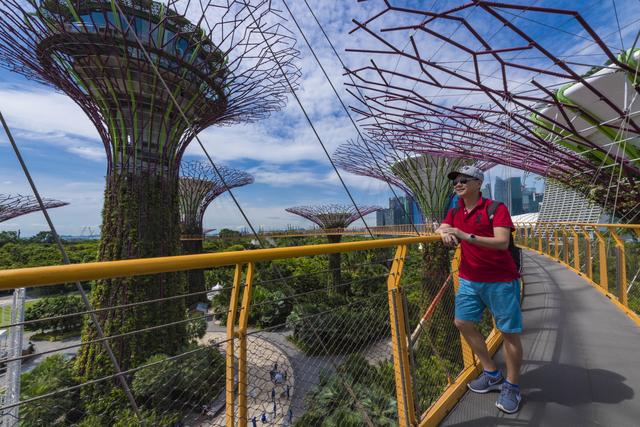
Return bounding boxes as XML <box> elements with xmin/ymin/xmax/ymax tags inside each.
<box><xmin>179</xmin><ymin>160</ymin><xmax>253</xmax><ymax>305</ymax></box>
<box><xmin>334</xmin><ymin>140</ymin><xmax>492</xmax><ymax>363</ymax></box>
<box><xmin>0</xmin><ymin>194</ymin><xmax>68</xmax><ymax>223</ymax></box>
<box><xmin>345</xmin><ymin>0</ymin><xmax>640</xmax><ymax>222</ymax></box>
<box><xmin>285</xmin><ymin>204</ymin><xmax>382</xmax><ymax>294</ymax></box>
<box><xmin>0</xmin><ymin>0</ymin><xmax>299</xmax><ymax>402</ymax></box>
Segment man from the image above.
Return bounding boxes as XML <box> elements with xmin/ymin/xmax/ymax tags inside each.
<box><xmin>436</xmin><ymin>165</ymin><xmax>523</xmax><ymax>414</ymax></box>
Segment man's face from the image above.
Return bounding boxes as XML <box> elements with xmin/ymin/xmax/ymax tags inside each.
<box><xmin>452</xmin><ymin>174</ymin><xmax>482</xmax><ymax>197</ymax></box>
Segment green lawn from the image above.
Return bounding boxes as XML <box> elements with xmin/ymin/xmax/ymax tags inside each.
<box><xmin>0</xmin><ymin>299</ymin><xmax>37</xmax><ymax>328</ymax></box>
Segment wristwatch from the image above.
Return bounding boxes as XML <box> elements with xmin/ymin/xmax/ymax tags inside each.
<box><xmin>469</xmin><ymin>234</ymin><xmax>476</xmax><ymax>241</ymax></box>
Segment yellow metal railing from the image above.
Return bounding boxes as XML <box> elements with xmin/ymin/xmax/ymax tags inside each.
<box><xmin>514</xmin><ymin>222</ymin><xmax>640</xmax><ymax>326</ymax></box>
<box><xmin>1</xmin><ymin>222</ymin><xmax>635</xmax><ymax>426</ymax></box>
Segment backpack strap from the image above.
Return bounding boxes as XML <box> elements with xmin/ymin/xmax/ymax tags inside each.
<box><xmin>486</xmin><ymin>200</ymin><xmax>502</xmax><ymax>225</ymax></box>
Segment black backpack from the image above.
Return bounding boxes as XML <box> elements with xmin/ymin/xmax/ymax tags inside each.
<box><xmin>450</xmin><ymin>201</ymin><xmax>523</xmax><ymax>273</ymax></box>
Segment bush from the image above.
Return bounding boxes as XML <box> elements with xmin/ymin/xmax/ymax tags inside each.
<box><xmin>20</xmin><ymin>355</ymin><xmax>81</xmax><ymax>426</ymax></box>
<box><xmin>249</xmin><ymin>286</ymin><xmax>292</xmax><ymax>328</ymax></box>
<box><xmin>286</xmin><ymin>294</ymin><xmax>389</xmax><ymax>355</ymax></box>
<box><xmin>25</xmin><ymin>295</ymin><xmax>85</xmax><ymax>334</ymax></box>
<box><xmin>132</xmin><ymin>345</ymin><xmax>225</xmax><ymax>411</ymax></box>
<box><xmin>295</xmin><ymin>355</ymin><xmax>396</xmax><ymax>426</ymax></box>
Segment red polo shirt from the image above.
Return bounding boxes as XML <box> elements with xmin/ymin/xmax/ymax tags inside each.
<box><xmin>442</xmin><ymin>195</ymin><xmax>520</xmax><ymax>282</ymax></box>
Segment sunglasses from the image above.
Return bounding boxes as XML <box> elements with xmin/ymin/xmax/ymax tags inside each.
<box><xmin>452</xmin><ymin>177</ymin><xmax>479</xmax><ymax>185</ymax></box>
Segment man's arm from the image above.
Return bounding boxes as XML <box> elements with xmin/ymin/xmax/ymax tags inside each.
<box><xmin>441</xmin><ymin>226</ymin><xmax>510</xmax><ymax>250</ymax></box>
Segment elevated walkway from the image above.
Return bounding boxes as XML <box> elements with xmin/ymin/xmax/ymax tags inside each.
<box><xmin>441</xmin><ymin>250</ymin><xmax>640</xmax><ymax>426</ymax></box>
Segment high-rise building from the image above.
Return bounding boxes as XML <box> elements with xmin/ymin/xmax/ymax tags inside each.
<box><xmin>482</xmin><ymin>182</ymin><xmax>492</xmax><ymax>199</ymax></box>
<box><xmin>508</xmin><ymin>177</ymin><xmax>524</xmax><ymax>215</ymax></box>
<box><xmin>494</xmin><ymin>177</ymin><xmax>508</xmax><ymax>205</ymax></box>
<box><xmin>377</xmin><ymin>195</ymin><xmax>421</xmax><ymax>226</ymax></box>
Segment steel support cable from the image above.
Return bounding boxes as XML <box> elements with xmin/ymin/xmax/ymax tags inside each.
<box><xmin>0</xmin><ymin>111</ymin><xmax>145</xmax><ymax>424</ymax></box>
<box><xmin>1</xmin><ymin>272</ymin><xmax>392</xmax><ymax>365</ymax></box>
<box><xmin>281</xmin><ymin>0</ymin><xmax>420</xmax><ymax>236</ymax></box>
<box><xmin>2</xmin><ymin>257</ymin><xmax>392</xmax><ymax>330</ymax></box>
<box><xmin>240</xmin><ymin>1</ymin><xmax>375</xmax><ymax>239</ymax></box>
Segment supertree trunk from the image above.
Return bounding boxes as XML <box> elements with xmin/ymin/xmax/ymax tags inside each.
<box><xmin>181</xmin><ymin>234</ymin><xmax>206</xmax><ymax>307</ymax></box>
<box><xmin>75</xmin><ymin>172</ymin><xmax>187</xmax><ymax>381</ymax></box>
<box><xmin>326</xmin><ymin>234</ymin><xmax>343</xmax><ymax>294</ymax></box>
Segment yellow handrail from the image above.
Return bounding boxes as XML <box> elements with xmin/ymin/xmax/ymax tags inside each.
<box><xmin>0</xmin><ymin>236</ymin><xmax>439</xmax><ymax>290</ymax></box>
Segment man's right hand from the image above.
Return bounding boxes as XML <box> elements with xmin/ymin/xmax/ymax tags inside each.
<box><xmin>436</xmin><ymin>228</ymin><xmax>459</xmax><ymax>247</ymax></box>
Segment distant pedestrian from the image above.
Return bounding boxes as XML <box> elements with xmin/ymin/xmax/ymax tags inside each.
<box><xmin>251</xmin><ymin>416</ymin><xmax>257</xmax><ymax>427</ymax></box>
<box><xmin>283</xmin><ymin>371</ymin><xmax>287</xmax><ymax>381</ymax></box>
<box><xmin>288</xmin><ymin>408</ymin><xmax>293</xmax><ymax>422</ymax></box>
<box><xmin>271</xmin><ymin>387</ymin><xmax>276</xmax><ymax>401</ymax></box>
<box><xmin>274</xmin><ymin>371</ymin><xmax>283</xmax><ymax>384</ymax></box>
<box><xmin>269</xmin><ymin>369</ymin><xmax>275</xmax><ymax>381</ymax></box>
<box><xmin>261</xmin><ymin>412</ymin><xmax>267</xmax><ymax>423</ymax></box>
<box><xmin>274</xmin><ymin>362</ymin><xmax>278</xmax><ymax>371</ymax></box>
<box><xmin>273</xmin><ymin>401</ymin><xmax>277</xmax><ymax>415</ymax></box>
<box><xmin>285</xmin><ymin>385</ymin><xmax>290</xmax><ymax>399</ymax></box>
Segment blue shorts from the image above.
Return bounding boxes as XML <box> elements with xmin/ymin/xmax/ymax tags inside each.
<box><xmin>455</xmin><ymin>278</ymin><xmax>522</xmax><ymax>333</ymax></box>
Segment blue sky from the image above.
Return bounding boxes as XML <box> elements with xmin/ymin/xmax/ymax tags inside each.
<box><xmin>1</xmin><ymin>0</ymin><xmax>637</xmax><ymax>236</ymax></box>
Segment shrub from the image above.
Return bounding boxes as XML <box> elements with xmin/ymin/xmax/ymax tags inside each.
<box><xmin>20</xmin><ymin>355</ymin><xmax>81</xmax><ymax>426</ymax></box>
<box><xmin>132</xmin><ymin>345</ymin><xmax>225</xmax><ymax>411</ymax></box>
<box><xmin>25</xmin><ymin>295</ymin><xmax>85</xmax><ymax>334</ymax></box>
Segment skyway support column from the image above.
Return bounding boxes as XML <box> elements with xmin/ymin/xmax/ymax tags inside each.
<box><xmin>387</xmin><ymin>245</ymin><xmax>417</xmax><ymax>427</ymax></box>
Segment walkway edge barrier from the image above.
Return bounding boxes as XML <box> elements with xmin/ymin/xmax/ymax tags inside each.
<box><xmin>0</xmin><ymin>236</ymin><xmax>439</xmax><ymax>290</ymax></box>
<box><xmin>522</xmin><ymin>245</ymin><xmax>640</xmax><ymax>328</ymax></box>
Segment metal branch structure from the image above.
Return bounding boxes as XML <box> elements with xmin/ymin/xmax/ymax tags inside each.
<box><xmin>0</xmin><ymin>194</ymin><xmax>68</xmax><ymax>223</ymax></box>
<box><xmin>286</xmin><ymin>204</ymin><xmax>382</xmax><ymax>233</ymax></box>
<box><xmin>334</xmin><ymin>138</ymin><xmax>493</xmax><ymax>222</ymax></box>
<box><xmin>286</xmin><ymin>204</ymin><xmax>382</xmax><ymax>294</ymax></box>
<box><xmin>0</xmin><ymin>0</ymin><xmax>299</xmax><ymax>409</ymax></box>
<box><xmin>179</xmin><ymin>160</ymin><xmax>253</xmax><ymax>306</ymax></box>
<box><xmin>346</xmin><ymin>0</ymin><xmax>640</xmax><ymax>221</ymax></box>
<box><xmin>179</xmin><ymin>160</ymin><xmax>254</xmax><ymax>238</ymax></box>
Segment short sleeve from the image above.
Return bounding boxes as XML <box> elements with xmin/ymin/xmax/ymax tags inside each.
<box><xmin>491</xmin><ymin>203</ymin><xmax>514</xmax><ymax>229</ymax></box>
<box><xmin>442</xmin><ymin>208</ymin><xmax>455</xmax><ymax>226</ymax></box>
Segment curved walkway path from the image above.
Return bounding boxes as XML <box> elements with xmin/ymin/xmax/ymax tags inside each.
<box><xmin>440</xmin><ymin>250</ymin><xmax>640</xmax><ymax>427</ymax></box>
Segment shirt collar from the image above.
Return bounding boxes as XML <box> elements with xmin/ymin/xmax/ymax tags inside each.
<box><xmin>457</xmin><ymin>192</ymin><xmax>485</xmax><ymax>209</ymax></box>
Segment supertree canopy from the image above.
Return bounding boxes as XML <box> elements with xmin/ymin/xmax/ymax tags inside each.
<box><xmin>286</xmin><ymin>204</ymin><xmax>382</xmax><ymax>294</ymax></box>
<box><xmin>346</xmin><ymin>0</ymin><xmax>640</xmax><ymax>222</ymax></box>
<box><xmin>0</xmin><ymin>194</ymin><xmax>68</xmax><ymax>223</ymax></box>
<box><xmin>179</xmin><ymin>160</ymin><xmax>253</xmax><ymax>305</ymax></box>
<box><xmin>0</xmin><ymin>0</ymin><xmax>299</xmax><ymax>397</ymax></box>
<box><xmin>179</xmin><ymin>161</ymin><xmax>254</xmax><ymax>238</ymax></box>
<box><xmin>334</xmin><ymin>138</ymin><xmax>493</xmax><ymax>222</ymax></box>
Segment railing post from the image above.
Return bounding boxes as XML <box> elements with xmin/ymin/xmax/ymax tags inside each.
<box><xmin>562</xmin><ymin>228</ymin><xmax>569</xmax><ymax>264</ymax></box>
<box><xmin>226</xmin><ymin>264</ymin><xmax>244</xmax><ymax>427</ymax></box>
<box><xmin>610</xmin><ymin>229</ymin><xmax>628</xmax><ymax>307</ymax></box>
<box><xmin>237</xmin><ymin>263</ymin><xmax>255</xmax><ymax>427</ymax></box>
<box><xmin>537</xmin><ymin>224</ymin><xmax>543</xmax><ymax>252</ymax></box>
<box><xmin>387</xmin><ymin>244</ymin><xmax>416</xmax><ymax>427</ymax></box>
<box><xmin>451</xmin><ymin>248</ymin><xmax>475</xmax><ymax>369</ymax></box>
<box><xmin>581</xmin><ymin>227</ymin><xmax>593</xmax><ymax>280</ymax></box>
<box><xmin>571</xmin><ymin>226</ymin><xmax>580</xmax><ymax>272</ymax></box>
<box><xmin>593</xmin><ymin>229</ymin><xmax>608</xmax><ymax>292</ymax></box>
<box><xmin>553</xmin><ymin>227</ymin><xmax>559</xmax><ymax>259</ymax></box>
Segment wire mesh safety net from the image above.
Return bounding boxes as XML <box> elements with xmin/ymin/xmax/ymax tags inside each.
<box><xmin>0</xmin><ymin>237</ymin><xmax>503</xmax><ymax>426</ymax></box>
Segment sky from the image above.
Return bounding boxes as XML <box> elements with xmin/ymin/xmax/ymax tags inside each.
<box><xmin>0</xmin><ymin>0</ymin><xmax>637</xmax><ymax>236</ymax></box>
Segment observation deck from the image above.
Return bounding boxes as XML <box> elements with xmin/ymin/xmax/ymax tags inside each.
<box><xmin>0</xmin><ymin>222</ymin><xmax>637</xmax><ymax>426</ymax></box>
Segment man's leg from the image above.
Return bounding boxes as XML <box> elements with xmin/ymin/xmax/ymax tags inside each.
<box><xmin>502</xmin><ymin>332</ymin><xmax>522</xmax><ymax>384</ymax></box>
<box><xmin>454</xmin><ymin>319</ymin><xmax>497</xmax><ymax>371</ymax></box>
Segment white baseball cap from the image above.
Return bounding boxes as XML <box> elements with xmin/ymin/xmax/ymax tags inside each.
<box><xmin>447</xmin><ymin>165</ymin><xmax>484</xmax><ymax>182</ymax></box>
